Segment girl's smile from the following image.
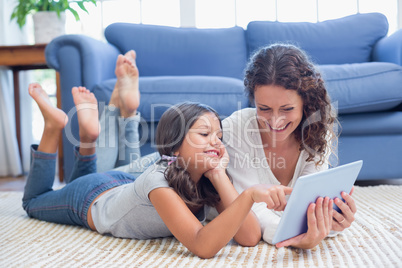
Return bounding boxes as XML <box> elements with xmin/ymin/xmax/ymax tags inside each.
<box><xmin>176</xmin><ymin>112</ymin><xmax>223</xmax><ymax>181</ymax></box>
<box><xmin>204</xmin><ymin>149</ymin><xmax>220</xmax><ymax>157</ymax></box>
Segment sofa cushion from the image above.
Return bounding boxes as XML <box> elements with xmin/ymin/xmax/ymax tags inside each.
<box><xmin>338</xmin><ymin>134</ymin><xmax>402</xmax><ymax>179</ymax></box>
<box><xmin>246</xmin><ymin>13</ymin><xmax>388</xmax><ymax>64</ymax></box>
<box><xmin>339</xmin><ymin>112</ymin><xmax>402</xmax><ymax>135</ymax></box>
<box><xmin>319</xmin><ymin>62</ymin><xmax>402</xmax><ymax>114</ymax></box>
<box><xmin>105</xmin><ymin>23</ymin><xmax>247</xmax><ymax>80</ymax></box>
<box><xmin>92</xmin><ymin>76</ymin><xmax>248</xmax><ymax>122</ymax></box>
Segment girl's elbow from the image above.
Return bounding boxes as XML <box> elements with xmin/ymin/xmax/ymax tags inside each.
<box><xmin>196</xmin><ymin>253</ymin><xmax>216</xmax><ymax>259</ymax></box>
<box><xmin>235</xmin><ymin>227</ymin><xmax>262</xmax><ymax>247</ymax></box>
<box><xmin>192</xmin><ymin>248</ymin><xmax>218</xmax><ymax>259</ymax></box>
<box><xmin>237</xmin><ymin>234</ymin><xmax>261</xmax><ymax>247</ymax></box>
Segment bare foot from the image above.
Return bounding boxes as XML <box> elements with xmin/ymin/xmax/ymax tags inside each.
<box><xmin>113</xmin><ymin>50</ymin><xmax>140</xmax><ymax>117</ymax></box>
<box><xmin>29</xmin><ymin>83</ymin><xmax>67</xmax><ymax>131</ymax></box>
<box><xmin>29</xmin><ymin>83</ymin><xmax>68</xmax><ymax>154</ymax></box>
<box><xmin>72</xmin><ymin>87</ymin><xmax>100</xmax><ymax>146</ymax></box>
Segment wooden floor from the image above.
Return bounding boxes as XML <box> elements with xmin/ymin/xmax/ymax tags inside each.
<box><xmin>0</xmin><ymin>175</ymin><xmax>63</xmax><ymax>191</ymax></box>
<box><xmin>0</xmin><ymin>175</ymin><xmax>401</xmax><ymax>192</ymax></box>
<box><xmin>0</xmin><ymin>176</ymin><xmax>27</xmax><ymax>191</ymax></box>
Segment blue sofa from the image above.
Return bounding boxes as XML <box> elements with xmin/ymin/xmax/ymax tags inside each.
<box><xmin>45</xmin><ymin>12</ymin><xmax>402</xmax><ymax>181</ymax></box>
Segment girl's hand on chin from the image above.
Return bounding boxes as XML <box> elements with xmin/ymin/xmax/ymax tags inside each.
<box><xmin>204</xmin><ymin>148</ymin><xmax>229</xmax><ymax>180</ymax></box>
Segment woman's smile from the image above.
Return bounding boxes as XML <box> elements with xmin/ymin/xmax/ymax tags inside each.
<box><xmin>254</xmin><ymin>84</ymin><xmax>304</xmax><ymax>144</ymax></box>
<box><xmin>266</xmin><ymin>121</ymin><xmax>290</xmax><ymax>132</ymax></box>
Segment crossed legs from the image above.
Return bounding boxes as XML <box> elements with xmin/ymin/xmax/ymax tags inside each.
<box><xmin>96</xmin><ymin>50</ymin><xmax>145</xmax><ymax>172</ymax></box>
<box><xmin>23</xmin><ymin>84</ymin><xmax>103</xmax><ymax>228</ymax></box>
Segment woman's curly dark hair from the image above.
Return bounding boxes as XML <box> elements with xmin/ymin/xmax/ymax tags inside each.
<box><xmin>155</xmin><ymin>102</ymin><xmax>222</xmax><ymax>207</ymax></box>
<box><xmin>244</xmin><ymin>44</ymin><xmax>338</xmax><ymax>166</ymax></box>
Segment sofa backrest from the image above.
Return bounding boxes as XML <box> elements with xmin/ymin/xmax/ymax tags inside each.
<box><xmin>105</xmin><ymin>23</ymin><xmax>247</xmax><ymax>79</ymax></box>
<box><xmin>246</xmin><ymin>13</ymin><xmax>389</xmax><ymax>65</ymax></box>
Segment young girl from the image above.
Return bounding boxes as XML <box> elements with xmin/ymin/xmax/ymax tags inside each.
<box><xmin>221</xmin><ymin>44</ymin><xmax>356</xmax><ymax>249</ymax></box>
<box><xmin>23</xmin><ymin>82</ymin><xmax>294</xmax><ymax>259</ymax></box>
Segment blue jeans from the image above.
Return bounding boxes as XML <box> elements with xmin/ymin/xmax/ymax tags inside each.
<box><xmin>22</xmin><ymin>107</ymin><xmax>160</xmax><ymax>229</ymax></box>
<box><xmin>95</xmin><ymin>106</ymin><xmax>160</xmax><ymax>177</ymax></box>
<box><xmin>22</xmin><ymin>145</ymin><xmax>135</xmax><ymax>229</ymax></box>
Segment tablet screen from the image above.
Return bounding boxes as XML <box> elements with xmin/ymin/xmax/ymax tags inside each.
<box><xmin>272</xmin><ymin>160</ymin><xmax>363</xmax><ymax>245</ymax></box>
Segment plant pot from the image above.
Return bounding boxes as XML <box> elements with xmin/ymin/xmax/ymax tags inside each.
<box><xmin>32</xmin><ymin>11</ymin><xmax>66</xmax><ymax>44</ymax></box>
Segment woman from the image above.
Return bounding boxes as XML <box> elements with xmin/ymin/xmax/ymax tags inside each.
<box><xmin>222</xmin><ymin>44</ymin><xmax>356</xmax><ymax>249</ymax></box>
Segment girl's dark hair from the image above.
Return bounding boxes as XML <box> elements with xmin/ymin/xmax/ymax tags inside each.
<box><xmin>244</xmin><ymin>44</ymin><xmax>338</xmax><ymax>166</ymax></box>
<box><xmin>156</xmin><ymin>102</ymin><xmax>222</xmax><ymax>207</ymax></box>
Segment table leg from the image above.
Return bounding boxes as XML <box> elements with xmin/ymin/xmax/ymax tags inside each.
<box><xmin>12</xmin><ymin>69</ymin><xmax>23</xmax><ymax>167</ymax></box>
<box><xmin>56</xmin><ymin>72</ymin><xmax>64</xmax><ymax>182</ymax></box>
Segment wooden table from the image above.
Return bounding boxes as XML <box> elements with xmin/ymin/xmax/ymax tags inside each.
<box><xmin>0</xmin><ymin>44</ymin><xmax>63</xmax><ymax>179</ymax></box>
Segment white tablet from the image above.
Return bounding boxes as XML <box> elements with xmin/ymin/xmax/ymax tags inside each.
<box><xmin>272</xmin><ymin>160</ymin><xmax>363</xmax><ymax>245</ymax></box>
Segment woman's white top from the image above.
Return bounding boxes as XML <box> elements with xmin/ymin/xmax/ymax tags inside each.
<box><xmin>222</xmin><ymin>108</ymin><xmax>328</xmax><ymax>244</ymax></box>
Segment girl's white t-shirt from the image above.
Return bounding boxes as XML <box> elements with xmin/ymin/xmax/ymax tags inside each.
<box><xmin>91</xmin><ymin>161</ymin><xmax>209</xmax><ymax>239</ymax></box>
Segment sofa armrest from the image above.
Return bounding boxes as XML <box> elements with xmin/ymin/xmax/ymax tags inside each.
<box><xmin>45</xmin><ymin>35</ymin><xmax>121</xmax><ymax>180</ymax></box>
<box><xmin>373</xmin><ymin>29</ymin><xmax>402</xmax><ymax>65</ymax></box>
<box><xmin>45</xmin><ymin>35</ymin><xmax>120</xmax><ymax>93</ymax></box>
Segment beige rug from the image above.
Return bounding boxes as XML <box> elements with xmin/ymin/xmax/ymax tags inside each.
<box><xmin>0</xmin><ymin>185</ymin><xmax>401</xmax><ymax>267</ymax></box>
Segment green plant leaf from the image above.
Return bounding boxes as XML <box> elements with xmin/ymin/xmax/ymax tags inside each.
<box><xmin>77</xmin><ymin>2</ymin><xmax>89</xmax><ymax>14</ymax></box>
<box><xmin>10</xmin><ymin>0</ymin><xmax>96</xmax><ymax>28</ymax></box>
<box><xmin>67</xmin><ymin>7</ymin><xmax>80</xmax><ymax>21</ymax></box>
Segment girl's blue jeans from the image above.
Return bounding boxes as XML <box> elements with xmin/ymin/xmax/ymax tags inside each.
<box><xmin>95</xmin><ymin>106</ymin><xmax>160</xmax><ymax>177</ymax></box>
<box><xmin>22</xmin><ymin>145</ymin><xmax>135</xmax><ymax>229</ymax></box>
<box><xmin>22</xmin><ymin>106</ymin><xmax>159</xmax><ymax>229</ymax></box>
